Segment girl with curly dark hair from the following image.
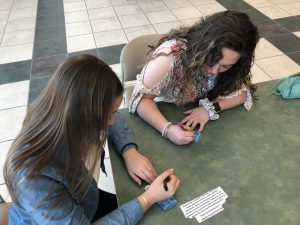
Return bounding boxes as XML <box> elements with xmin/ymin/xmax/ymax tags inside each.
<box><xmin>129</xmin><ymin>11</ymin><xmax>260</xmax><ymax>145</ymax></box>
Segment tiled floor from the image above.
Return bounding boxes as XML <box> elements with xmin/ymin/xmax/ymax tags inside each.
<box><xmin>0</xmin><ymin>0</ymin><xmax>299</xmax><ymax>201</ymax></box>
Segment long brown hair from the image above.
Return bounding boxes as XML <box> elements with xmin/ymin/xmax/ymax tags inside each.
<box><xmin>4</xmin><ymin>55</ymin><xmax>123</xmax><ymax>206</ymax></box>
<box><xmin>151</xmin><ymin>11</ymin><xmax>259</xmax><ymax>102</ymax></box>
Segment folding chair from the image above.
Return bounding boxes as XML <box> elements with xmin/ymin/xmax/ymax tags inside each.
<box><xmin>120</xmin><ymin>34</ymin><xmax>163</xmax><ymax>107</ymax></box>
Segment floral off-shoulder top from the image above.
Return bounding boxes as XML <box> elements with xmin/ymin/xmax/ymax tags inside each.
<box><xmin>129</xmin><ymin>38</ymin><xmax>252</xmax><ymax>113</ymax></box>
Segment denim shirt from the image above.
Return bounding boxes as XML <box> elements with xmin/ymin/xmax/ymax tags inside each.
<box><xmin>9</xmin><ymin>112</ymin><xmax>144</xmax><ymax>225</ymax></box>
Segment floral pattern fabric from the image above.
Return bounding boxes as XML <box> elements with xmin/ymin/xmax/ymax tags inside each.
<box><xmin>128</xmin><ymin>39</ymin><xmax>252</xmax><ymax>113</ymax></box>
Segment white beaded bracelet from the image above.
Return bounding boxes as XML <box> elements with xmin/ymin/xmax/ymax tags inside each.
<box><xmin>199</xmin><ymin>98</ymin><xmax>220</xmax><ymax>120</ymax></box>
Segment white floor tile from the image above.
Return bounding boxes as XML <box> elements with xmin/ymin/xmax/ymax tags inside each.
<box><xmin>257</xmin><ymin>5</ymin><xmax>291</xmax><ymax>19</ymax></box>
<box><xmin>66</xmin><ymin>21</ymin><xmax>92</xmax><ymax>37</ymax></box>
<box><xmin>1</xmin><ymin>29</ymin><xmax>35</xmax><ymax>47</ymax></box>
<box><xmin>255</xmin><ymin>38</ymin><xmax>283</xmax><ymax>59</ymax></box>
<box><xmin>255</xmin><ymin>55</ymin><xmax>300</xmax><ymax>79</ymax></box>
<box><xmin>110</xmin><ymin>63</ymin><xmax>122</xmax><ymax>79</ymax></box>
<box><xmin>64</xmin><ymin>10</ymin><xmax>89</xmax><ymax>23</ymax></box>
<box><xmin>67</xmin><ymin>34</ymin><xmax>96</xmax><ymax>52</ymax></box>
<box><xmin>90</xmin><ymin>17</ymin><xmax>122</xmax><ymax>32</ymax></box>
<box><xmin>124</xmin><ymin>25</ymin><xmax>156</xmax><ymax>41</ymax></box>
<box><xmin>0</xmin><ymin>106</ymin><xmax>27</xmax><ymax>142</ymax></box>
<box><xmin>114</xmin><ymin>4</ymin><xmax>143</xmax><ymax>16</ymax></box>
<box><xmin>171</xmin><ymin>6</ymin><xmax>203</xmax><ymax>20</ymax></box>
<box><xmin>0</xmin><ymin>184</ymin><xmax>12</xmax><ymax>202</ymax></box>
<box><xmin>277</xmin><ymin>2</ymin><xmax>300</xmax><ymax>16</ymax></box>
<box><xmin>0</xmin><ymin>81</ymin><xmax>29</xmax><ymax>110</ymax></box>
<box><xmin>162</xmin><ymin>0</ymin><xmax>192</xmax><ymax>9</ymax></box>
<box><xmin>251</xmin><ymin>63</ymin><xmax>272</xmax><ymax>84</ymax></box>
<box><xmin>119</xmin><ymin>13</ymin><xmax>151</xmax><ymax>28</ymax></box>
<box><xmin>111</xmin><ymin>0</ymin><xmax>137</xmax><ymax>6</ymax></box>
<box><xmin>64</xmin><ymin>1</ymin><xmax>86</xmax><ymax>13</ymax></box>
<box><xmin>5</xmin><ymin>17</ymin><xmax>36</xmax><ymax>32</ymax></box>
<box><xmin>85</xmin><ymin>0</ymin><xmax>112</xmax><ymax>9</ymax></box>
<box><xmin>0</xmin><ymin>10</ymin><xmax>10</xmax><ymax>22</ymax></box>
<box><xmin>12</xmin><ymin>0</ymin><xmax>38</xmax><ymax>10</ymax></box>
<box><xmin>189</xmin><ymin>0</ymin><xmax>218</xmax><ymax>5</ymax></box>
<box><xmin>88</xmin><ymin>7</ymin><xmax>116</xmax><ymax>20</ymax></box>
<box><xmin>195</xmin><ymin>3</ymin><xmax>226</xmax><ymax>16</ymax></box>
<box><xmin>146</xmin><ymin>10</ymin><xmax>177</xmax><ymax>24</ymax></box>
<box><xmin>98</xmin><ymin>158</ymin><xmax>116</xmax><ymax>194</ymax></box>
<box><xmin>9</xmin><ymin>7</ymin><xmax>37</xmax><ymax>20</ymax></box>
<box><xmin>0</xmin><ymin>43</ymin><xmax>33</xmax><ymax>64</ymax></box>
<box><xmin>94</xmin><ymin>29</ymin><xmax>128</xmax><ymax>47</ymax></box>
<box><xmin>0</xmin><ymin>140</ymin><xmax>12</xmax><ymax>185</ymax></box>
<box><xmin>0</xmin><ymin>0</ymin><xmax>13</xmax><ymax>11</ymax></box>
<box><xmin>153</xmin><ymin>21</ymin><xmax>181</xmax><ymax>34</ymax></box>
<box><xmin>181</xmin><ymin>17</ymin><xmax>201</xmax><ymax>27</ymax></box>
<box><xmin>139</xmin><ymin>1</ymin><xmax>168</xmax><ymax>13</ymax></box>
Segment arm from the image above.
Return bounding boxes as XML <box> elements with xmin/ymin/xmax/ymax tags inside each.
<box><xmin>14</xmin><ymin>172</ymin><xmax>143</xmax><ymax>225</ymax></box>
<box><xmin>107</xmin><ymin>112</ymin><xmax>157</xmax><ymax>184</ymax></box>
<box><xmin>135</xmin><ymin>54</ymin><xmax>194</xmax><ymax>145</ymax></box>
<box><xmin>181</xmin><ymin>92</ymin><xmax>247</xmax><ymax>132</ymax></box>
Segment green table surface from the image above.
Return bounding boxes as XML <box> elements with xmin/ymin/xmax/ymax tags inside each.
<box><xmin>109</xmin><ymin>81</ymin><xmax>300</xmax><ymax>225</ymax></box>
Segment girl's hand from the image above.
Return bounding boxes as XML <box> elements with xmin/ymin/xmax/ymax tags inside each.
<box><xmin>139</xmin><ymin>168</ymin><xmax>180</xmax><ymax>210</ymax></box>
<box><xmin>181</xmin><ymin>107</ymin><xmax>209</xmax><ymax>132</ymax></box>
<box><xmin>123</xmin><ymin>148</ymin><xmax>158</xmax><ymax>185</ymax></box>
<box><xmin>167</xmin><ymin>125</ymin><xmax>194</xmax><ymax>145</ymax></box>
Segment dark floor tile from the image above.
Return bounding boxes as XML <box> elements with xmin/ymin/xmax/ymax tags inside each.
<box><xmin>0</xmin><ymin>60</ymin><xmax>31</xmax><ymax>85</ymax></box>
<box><xmin>31</xmin><ymin>54</ymin><xmax>67</xmax><ymax>79</ymax></box>
<box><xmin>241</xmin><ymin>9</ymin><xmax>270</xmax><ymax>23</ymax></box>
<box><xmin>68</xmin><ymin>49</ymin><xmax>99</xmax><ymax>58</ymax></box>
<box><xmin>287</xmin><ymin>51</ymin><xmax>300</xmax><ymax>65</ymax></box>
<box><xmin>274</xmin><ymin>16</ymin><xmax>300</xmax><ymax>32</ymax></box>
<box><xmin>37</xmin><ymin>0</ymin><xmax>64</xmax><ymax>17</ymax></box>
<box><xmin>33</xmin><ymin>38</ymin><xmax>67</xmax><ymax>58</ymax></box>
<box><xmin>266</xmin><ymin>33</ymin><xmax>300</xmax><ymax>54</ymax></box>
<box><xmin>35</xmin><ymin>25</ymin><xmax>66</xmax><ymax>42</ymax></box>
<box><xmin>36</xmin><ymin>14</ymin><xmax>65</xmax><ymax>28</ymax></box>
<box><xmin>216</xmin><ymin>0</ymin><xmax>253</xmax><ymax>10</ymax></box>
<box><xmin>97</xmin><ymin>44</ymin><xmax>125</xmax><ymax>65</ymax></box>
<box><xmin>28</xmin><ymin>77</ymin><xmax>50</xmax><ymax>104</ymax></box>
<box><xmin>256</xmin><ymin>20</ymin><xmax>290</xmax><ymax>38</ymax></box>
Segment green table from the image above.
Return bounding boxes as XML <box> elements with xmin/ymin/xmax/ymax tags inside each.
<box><xmin>109</xmin><ymin>81</ymin><xmax>300</xmax><ymax>225</ymax></box>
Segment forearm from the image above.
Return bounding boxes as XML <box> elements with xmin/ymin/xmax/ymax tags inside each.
<box><xmin>136</xmin><ymin>97</ymin><xmax>169</xmax><ymax>133</ymax></box>
<box><xmin>217</xmin><ymin>92</ymin><xmax>247</xmax><ymax>111</ymax></box>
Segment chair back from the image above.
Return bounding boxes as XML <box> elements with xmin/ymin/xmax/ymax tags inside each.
<box><xmin>0</xmin><ymin>202</ymin><xmax>12</xmax><ymax>225</ymax></box>
<box><xmin>120</xmin><ymin>34</ymin><xmax>163</xmax><ymax>83</ymax></box>
<box><xmin>120</xmin><ymin>34</ymin><xmax>163</xmax><ymax>107</ymax></box>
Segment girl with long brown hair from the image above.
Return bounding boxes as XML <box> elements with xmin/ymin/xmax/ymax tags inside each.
<box><xmin>4</xmin><ymin>55</ymin><xmax>180</xmax><ymax>224</ymax></box>
<box><xmin>129</xmin><ymin>11</ymin><xmax>260</xmax><ymax>145</ymax></box>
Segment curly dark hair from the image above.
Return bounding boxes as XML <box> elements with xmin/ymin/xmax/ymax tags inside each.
<box><xmin>151</xmin><ymin>10</ymin><xmax>260</xmax><ymax>102</ymax></box>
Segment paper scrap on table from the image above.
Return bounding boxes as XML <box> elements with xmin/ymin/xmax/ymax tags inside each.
<box><xmin>180</xmin><ymin>186</ymin><xmax>227</xmax><ymax>223</ymax></box>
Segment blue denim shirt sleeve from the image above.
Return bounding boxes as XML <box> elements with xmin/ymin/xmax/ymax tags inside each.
<box><xmin>107</xmin><ymin>112</ymin><xmax>137</xmax><ymax>154</ymax></box>
<box><xmin>9</xmin><ymin>169</ymin><xmax>144</xmax><ymax>225</ymax></box>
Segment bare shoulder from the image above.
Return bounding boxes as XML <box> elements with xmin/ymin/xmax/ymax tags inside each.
<box><xmin>142</xmin><ymin>48</ymin><xmax>173</xmax><ymax>89</ymax></box>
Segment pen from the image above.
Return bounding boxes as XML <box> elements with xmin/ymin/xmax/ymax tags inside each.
<box><xmin>163</xmin><ymin>176</ymin><xmax>171</xmax><ymax>191</ymax></box>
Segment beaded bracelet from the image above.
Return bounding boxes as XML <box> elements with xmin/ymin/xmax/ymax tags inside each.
<box><xmin>199</xmin><ymin>98</ymin><xmax>220</xmax><ymax>120</ymax></box>
<box><xmin>162</xmin><ymin>122</ymin><xmax>172</xmax><ymax>139</ymax></box>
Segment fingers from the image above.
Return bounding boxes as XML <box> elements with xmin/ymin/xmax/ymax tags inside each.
<box><xmin>130</xmin><ymin>172</ymin><xmax>142</xmax><ymax>186</ymax></box>
<box><xmin>160</xmin><ymin>168</ymin><xmax>174</xmax><ymax>180</ymax></box>
<box><xmin>183</xmin><ymin>109</ymin><xmax>192</xmax><ymax>114</ymax></box>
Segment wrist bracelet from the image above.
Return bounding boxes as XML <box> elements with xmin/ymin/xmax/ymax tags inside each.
<box><xmin>141</xmin><ymin>195</ymin><xmax>149</xmax><ymax>207</ymax></box>
<box><xmin>162</xmin><ymin>122</ymin><xmax>172</xmax><ymax>139</ymax></box>
<box><xmin>199</xmin><ymin>98</ymin><xmax>220</xmax><ymax>120</ymax></box>
<box><xmin>212</xmin><ymin>101</ymin><xmax>221</xmax><ymax>113</ymax></box>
